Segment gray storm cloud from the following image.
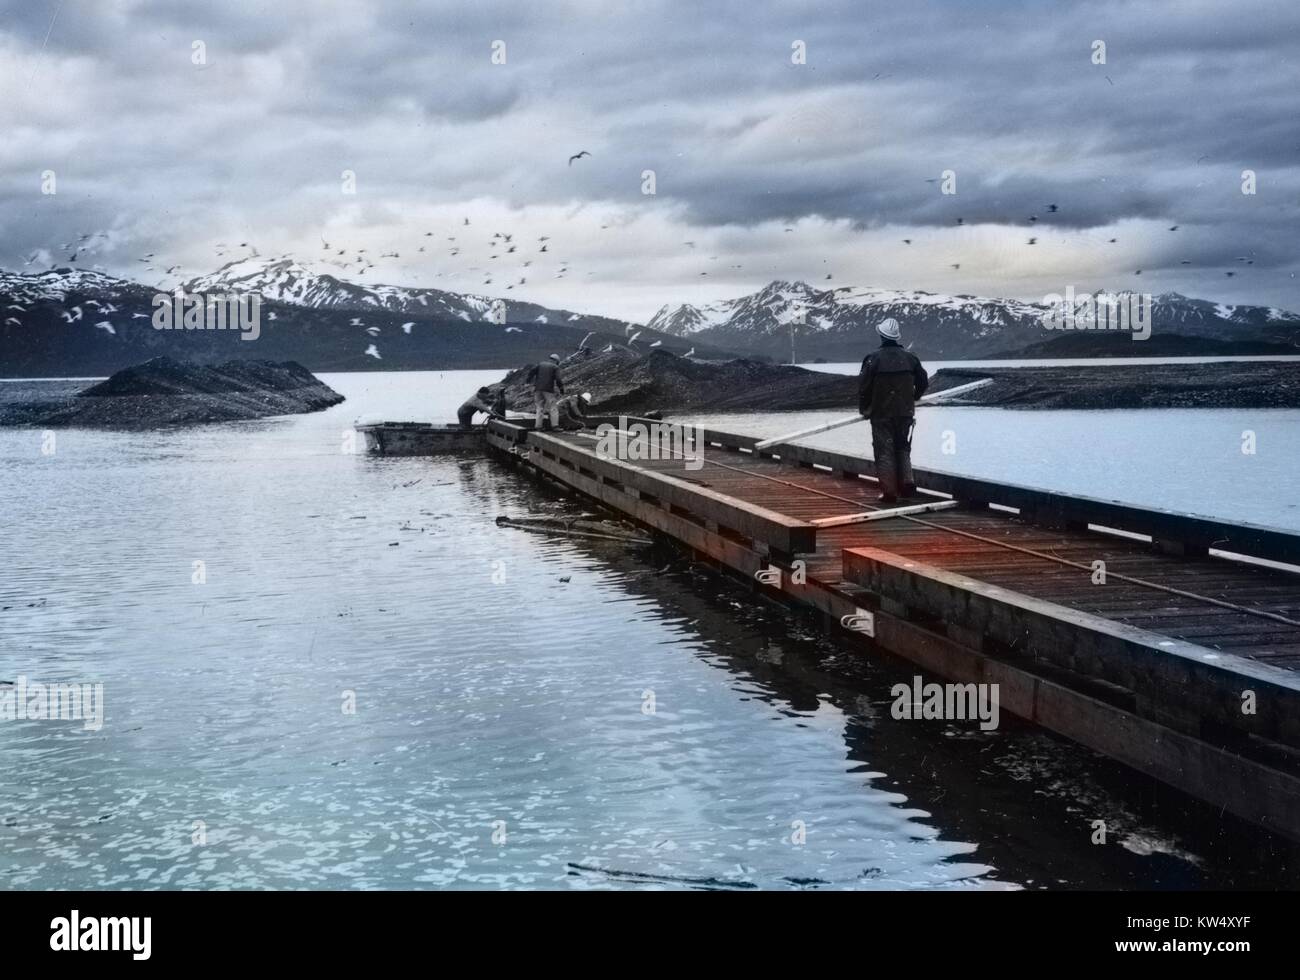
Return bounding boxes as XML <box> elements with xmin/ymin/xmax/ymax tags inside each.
<box><xmin>1</xmin><ymin>0</ymin><xmax>1297</xmax><ymax>321</ymax></box>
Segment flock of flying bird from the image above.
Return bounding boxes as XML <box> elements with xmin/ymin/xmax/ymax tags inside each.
<box><xmin>3</xmin><ymin>153</ymin><xmax>1266</xmax><ymax>349</ymax></box>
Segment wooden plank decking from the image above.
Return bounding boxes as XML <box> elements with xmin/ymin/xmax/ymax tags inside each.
<box><xmin>483</xmin><ymin>416</ymin><xmax>1300</xmax><ymax>840</ymax></box>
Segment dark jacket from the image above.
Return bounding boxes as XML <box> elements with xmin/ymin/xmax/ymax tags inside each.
<box><xmin>459</xmin><ymin>393</ymin><xmax>495</xmax><ymax>416</ymax></box>
<box><xmin>527</xmin><ymin>361</ymin><xmax>565</xmax><ymax>395</ymax></box>
<box><xmin>859</xmin><ymin>339</ymin><xmax>928</xmax><ymax>419</ymax></box>
<box><xmin>457</xmin><ymin>392</ymin><xmax>499</xmax><ymax>426</ymax></box>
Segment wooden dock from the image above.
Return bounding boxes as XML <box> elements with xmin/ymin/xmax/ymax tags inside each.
<box><xmin>479</xmin><ymin>415</ymin><xmax>1300</xmax><ymax>841</ymax></box>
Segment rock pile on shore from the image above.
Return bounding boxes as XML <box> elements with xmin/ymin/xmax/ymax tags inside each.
<box><xmin>0</xmin><ymin>356</ymin><xmax>345</xmax><ymax>428</ymax></box>
<box><xmin>498</xmin><ymin>348</ymin><xmax>858</xmax><ymax>413</ymax></box>
<box><xmin>494</xmin><ymin>348</ymin><xmax>1300</xmax><ymax>414</ymax></box>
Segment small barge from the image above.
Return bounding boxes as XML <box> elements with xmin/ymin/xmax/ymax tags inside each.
<box><xmin>356</xmin><ymin>422</ymin><xmax>487</xmax><ymax>455</ymax></box>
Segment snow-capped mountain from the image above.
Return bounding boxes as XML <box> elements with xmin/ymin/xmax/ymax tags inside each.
<box><xmin>0</xmin><ymin>262</ymin><xmax>706</xmax><ymax>377</ymax></box>
<box><xmin>647</xmin><ymin>280</ymin><xmax>1299</xmax><ymax>360</ymax></box>
<box><xmin>182</xmin><ymin>256</ymin><xmax>631</xmax><ymax>332</ymax></box>
<box><xmin>0</xmin><ymin>267</ymin><xmax>148</xmax><ymax>306</ymax></box>
<box><xmin>5</xmin><ymin>263</ymin><xmax>1297</xmax><ymax>376</ymax></box>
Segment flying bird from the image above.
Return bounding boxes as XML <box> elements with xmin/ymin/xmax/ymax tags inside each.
<box><xmin>1046</xmin><ymin>204</ymin><xmax>1059</xmax><ymax>213</ymax></box>
<box><xmin>364</xmin><ymin>344</ymin><xmax>381</xmax><ymax>359</ymax></box>
<box><xmin>1027</xmin><ymin>237</ymin><xmax>1037</xmax><ymax>245</ymax></box>
<box><xmin>505</xmin><ymin>326</ymin><xmax>523</xmax><ymax>334</ymax></box>
<box><xmin>4</xmin><ymin>318</ymin><xmax>19</xmax><ymax>326</ymax></box>
<box><xmin>349</xmin><ymin>317</ymin><xmax>364</xmax><ymax>326</ymax></box>
<box><xmin>1169</xmin><ymin>225</ymin><xmax>1179</xmax><ymax>231</ymax></box>
<box><xmin>94</xmin><ymin>321</ymin><xmax>115</xmax><ymax>335</ymax></box>
<box><xmin>902</xmin><ymin>239</ymin><xmax>912</xmax><ymax>245</ymax></box>
<box><xmin>649</xmin><ymin>340</ymin><xmax>662</xmax><ymax>347</ymax></box>
<box><xmin>567</xmin><ymin>151</ymin><xmax>591</xmax><ymax>166</ymax></box>
<box><xmin>401</xmin><ymin>322</ymin><xmax>414</xmax><ymax>334</ymax></box>
<box><xmin>365</xmin><ymin>326</ymin><xmax>381</xmax><ymax>336</ymax></box>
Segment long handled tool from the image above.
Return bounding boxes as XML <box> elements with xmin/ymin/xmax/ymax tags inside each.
<box><xmin>811</xmin><ymin>498</ymin><xmax>959</xmax><ymax>528</ymax></box>
<box><xmin>751</xmin><ymin>377</ymin><xmax>994</xmax><ymax>450</ymax></box>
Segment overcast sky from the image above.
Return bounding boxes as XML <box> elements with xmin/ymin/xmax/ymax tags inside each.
<box><xmin>1</xmin><ymin>0</ymin><xmax>1297</xmax><ymax>322</ymax></box>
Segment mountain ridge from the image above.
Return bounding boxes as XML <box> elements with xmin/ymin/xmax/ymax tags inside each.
<box><xmin>4</xmin><ymin>261</ymin><xmax>1298</xmax><ymax>375</ymax></box>
<box><xmin>647</xmin><ymin>280</ymin><xmax>1300</xmax><ymax>360</ymax></box>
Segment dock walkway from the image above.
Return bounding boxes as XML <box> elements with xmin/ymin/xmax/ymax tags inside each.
<box><xmin>481</xmin><ymin>416</ymin><xmax>1300</xmax><ymax>841</ymax></box>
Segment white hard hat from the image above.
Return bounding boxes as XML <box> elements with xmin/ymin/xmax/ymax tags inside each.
<box><xmin>580</xmin><ymin>392</ymin><xmax>592</xmax><ymax>403</ymax></box>
<box><xmin>876</xmin><ymin>317</ymin><xmax>901</xmax><ymax>340</ymax></box>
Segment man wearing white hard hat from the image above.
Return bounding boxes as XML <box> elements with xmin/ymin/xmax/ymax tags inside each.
<box><xmin>858</xmin><ymin>318</ymin><xmax>929</xmax><ymax>504</ymax></box>
<box><xmin>556</xmin><ymin>390</ymin><xmax>593</xmax><ymax>430</ymax></box>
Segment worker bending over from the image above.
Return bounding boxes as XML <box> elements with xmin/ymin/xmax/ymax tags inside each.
<box><xmin>457</xmin><ymin>386</ymin><xmax>506</xmax><ymax>428</ymax></box>
<box><xmin>555</xmin><ymin>391</ymin><xmax>593</xmax><ymax>430</ymax></box>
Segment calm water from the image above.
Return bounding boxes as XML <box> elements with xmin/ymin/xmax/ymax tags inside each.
<box><xmin>1</xmin><ymin>369</ymin><xmax>1295</xmax><ymax>890</ymax></box>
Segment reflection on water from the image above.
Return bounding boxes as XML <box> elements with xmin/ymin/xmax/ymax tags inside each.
<box><xmin>0</xmin><ymin>370</ymin><xmax>1293</xmax><ymax>889</ymax></box>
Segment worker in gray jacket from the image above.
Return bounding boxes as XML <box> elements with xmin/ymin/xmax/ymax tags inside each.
<box><xmin>858</xmin><ymin>318</ymin><xmax>929</xmax><ymax>504</ymax></box>
<box><xmin>457</xmin><ymin>386</ymin><xmax>504</xmax><ymax>427</ymax></box>
<box><xmin>527</xmin><ymin>353</ymin><xmax>566</xmax><ymax>430</ymax></box>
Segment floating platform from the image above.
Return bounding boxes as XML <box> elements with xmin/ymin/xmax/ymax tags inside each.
<box><xmin>481</xmin><ymin>415</ymin><xmax>1300</xmax><ymax>842</ymax></box>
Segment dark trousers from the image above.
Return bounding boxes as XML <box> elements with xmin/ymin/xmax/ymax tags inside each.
<box><xmin>457</xmin><ymin>407</ymin><xmax>476</xmax><ymax>428</ymax></box>
<box><xmin>871</xmin><ymin>417</ymin><xmax>915</xmax><ymax>498</ymax></box>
